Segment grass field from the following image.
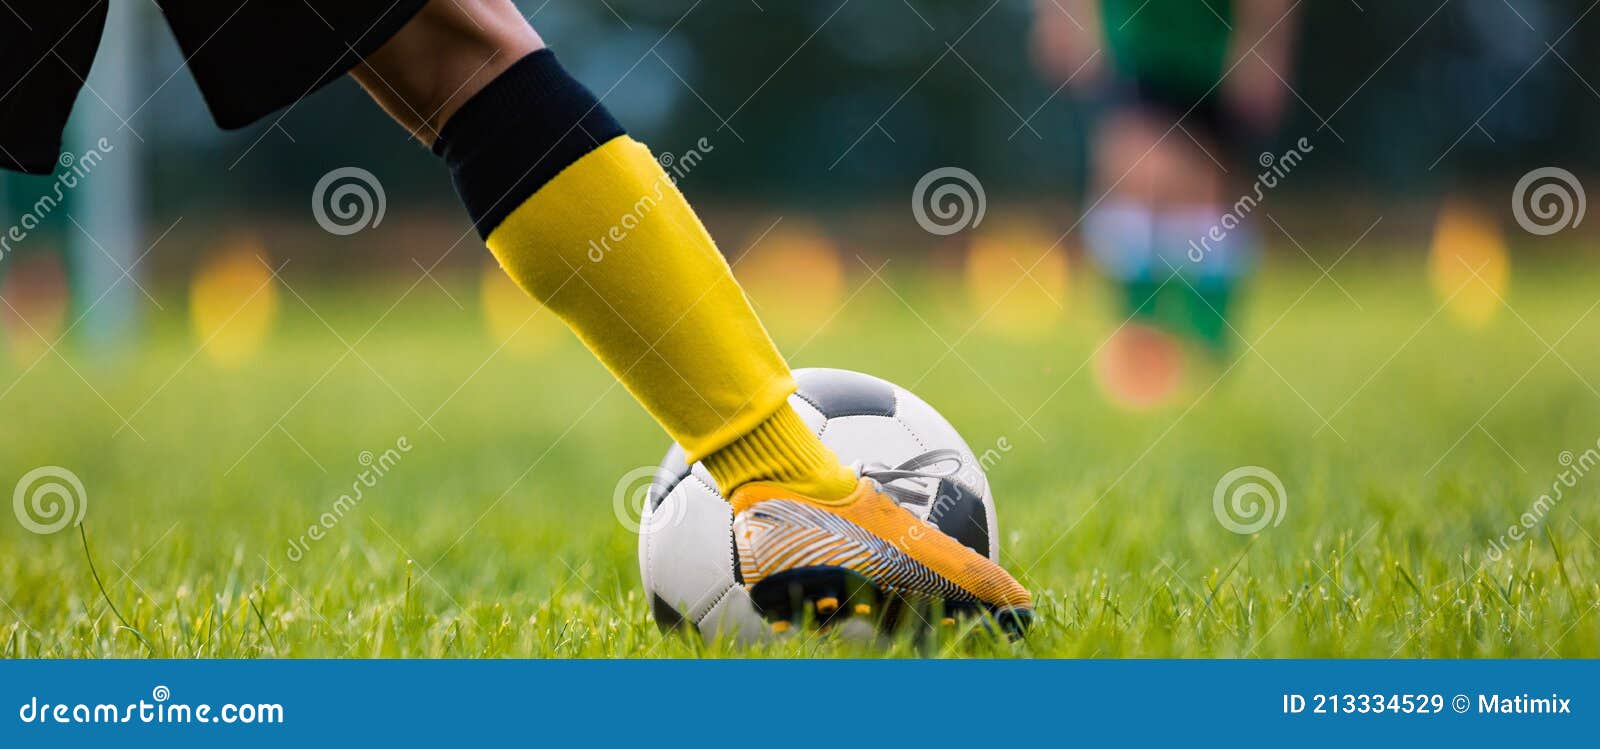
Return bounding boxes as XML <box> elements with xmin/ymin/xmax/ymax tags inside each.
<box><xmin>3</xmin><ymin>248</ymin><xmax>1599</xmax><ymax>658</ymax></box>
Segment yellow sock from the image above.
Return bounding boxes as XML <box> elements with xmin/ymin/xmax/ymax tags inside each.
<box><xmin>701</xmin><ymin>403</ymin><xmax>857</xmax><ymax>499</ymax></box>
<box><xmin>484</xmin><ymin>135</ymin><xmax>856</xmax><ymax>499</ymax></box>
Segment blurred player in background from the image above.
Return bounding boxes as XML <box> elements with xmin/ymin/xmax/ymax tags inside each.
<box><xmin>1032</xmin><ymin>0</ymin><xmax>1300</xmax><ymax>393</ymax></box>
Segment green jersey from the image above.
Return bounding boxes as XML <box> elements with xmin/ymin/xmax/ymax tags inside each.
<box><xmin>1100</xmin><ymin>0</ymin><xmax>1235</xmax><ymax>93</ymax></box>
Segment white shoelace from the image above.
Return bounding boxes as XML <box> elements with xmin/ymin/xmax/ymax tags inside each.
<box><xmin>854</xmin><ymin>448</ymin><xmax>966</xmax><ymax>508</ymax></box>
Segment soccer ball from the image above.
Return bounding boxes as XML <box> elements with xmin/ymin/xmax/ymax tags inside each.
<box><xmin>637</xmin><ymin>367</ymin><xmax>999</xmax><ymax>642</ymax></box>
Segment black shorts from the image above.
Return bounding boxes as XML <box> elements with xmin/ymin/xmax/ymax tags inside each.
<box><xmin>0</xmin><ymin>0</ymin><xmax>428</xmax><ymax>175</ymax></box>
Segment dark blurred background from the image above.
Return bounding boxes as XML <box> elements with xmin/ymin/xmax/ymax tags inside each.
<box><xmin>2</xmin><ymin>0</ymin><xmax>1597</xmax><ymax>318</ymax></box>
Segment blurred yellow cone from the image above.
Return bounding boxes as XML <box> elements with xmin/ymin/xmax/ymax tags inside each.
<box><xmin>190</xmin><ymin>237</ymin><xmax>278</xmax><ymax>366</ymax></box>
<box><xmin>964</xmin><ymin>221</ymin><xmax>1068</xmax><ymax>340</ymax></box>
<box><xmin>481</xmin><ymin>263</ymin><xmax>565</xmax><ymax>355</ymax></box>
<box><xmin>735</xmin><ymin>220</ymin><xmax>846</xmax><ymax>335</ymax></box>
<box><xmin>1429</xmin><ymin>201</ymin><xmax>1509</xmax><ymax>328</ymax></box>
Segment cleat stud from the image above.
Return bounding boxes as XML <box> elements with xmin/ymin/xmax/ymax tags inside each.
<box><xmin>854</xmin><ymin>603</ymin><xmax>872</xmax><ymax>616</ymax></box>
<box><xmin>771</xmin><ymin>620</ymin><xmax>792</xmax><ymax>633</ymax></box>
<box><xmin>815</xmin><ymin>597</ymin><xmax>839</xmax><ymax>615</ymax></box>
<box><xmin>993</xmin><ymin>607</ymin><xmax>1033</xmax><ymax>639</ymax></box>
<box><xmin>941</xmin><ymin>617</ymin><xmax>956</xmax><ymax>627</ymax></box>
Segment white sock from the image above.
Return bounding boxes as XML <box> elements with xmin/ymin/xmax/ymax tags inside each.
<box><xmin>1158</xmin><ymin>207</ymin><xmax>1258</xmax><ymax>281</ymax></box>
<box><xmin>1082</xmin><ymin>202</ymin><xmax>1156</xmax><ymax>281</ymax></box>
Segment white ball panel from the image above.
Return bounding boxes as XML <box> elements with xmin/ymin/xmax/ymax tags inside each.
<box><xmin>637</xmin><ymin>509</ymin><xmax>652</xmax><ymax>593</ymax></box>
<box><xmin>789</xmin><ymin>394</ymin><xmax>828</xmax><ymax>433</ymax></box>
<box><xmin>643</xmin><ymin>475</ymin><xmax>737</xmax><ymax>618</ymax></box>
<box><xmin>818</xmin><ymin>414</ymin><xmax>930</xmax><ymax>464</ymax></box>
<box><xmin>888</xmin><ymin>385</ymin><xmax>999</xmax><ymax>561</ymax></box>
<box><xmin>696</xmin><ymin>585</ymin><xmax>772</xmax><ymax>646</ymax></box>
<box><xmin>887</xmin><ymin>384</ymin><xmax>989</xmax><ymax>495</ymax></box>
<box><xmin>689</xmin><ymin>462</ymin><xmax>720</xmax><ymax>496</ymax></box>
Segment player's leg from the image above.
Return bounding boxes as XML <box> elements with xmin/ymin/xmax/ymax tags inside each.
<box><xmin>1084</xmin><ymin>101</ymin><xmax>1244</xmax><ymax>355</ymax></box>
<box><xmin>347</xmin><ymin>2</ymin><xmax>1032</xmax><ymax>626</ymax></box>
<box><xmin>2</xmin><ymin>0</ymin><xmax>1030</xmax><ymax>631</ymax></box>
<box><xmin>348</xmin><ymin>2</ymin><xmax>543</xmax><ymax>143</ymax></box>
<box><xmin>1157</xmin><ymin>123</ymin><xmax>1252</xmax><ymax>355</ymax></box>
<box><xmin>349</xmin><ymin>3</ymin><xmax>849</xmax><ymax>498</ymax></box>
<box><xmin>1079</xmin><ymin>105</ymin><xmax>1195</xmax><ymax>405</ymax></box>
<box><xmin>1082</xmin><ymin>106</ymin><xmax>1171</xmax><ymax>326</ymax></box>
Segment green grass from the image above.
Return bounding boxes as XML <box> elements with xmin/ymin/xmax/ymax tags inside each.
<box><xmin>3</xmin><ymin>250</ymin><xmax>1599</xmax><ymax>658</ymax></box>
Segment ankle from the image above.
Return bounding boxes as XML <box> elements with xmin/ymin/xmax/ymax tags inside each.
<box><xmin>703</xmin><ymin>404</ymin><xmax>858</xmax><ymax>500</ymax></box>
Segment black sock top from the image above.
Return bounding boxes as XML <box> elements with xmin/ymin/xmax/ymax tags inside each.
<box><xmin>433</xmin><ymin>48</ymin><xmax>626</xmax><ymax>238</ymax></box>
